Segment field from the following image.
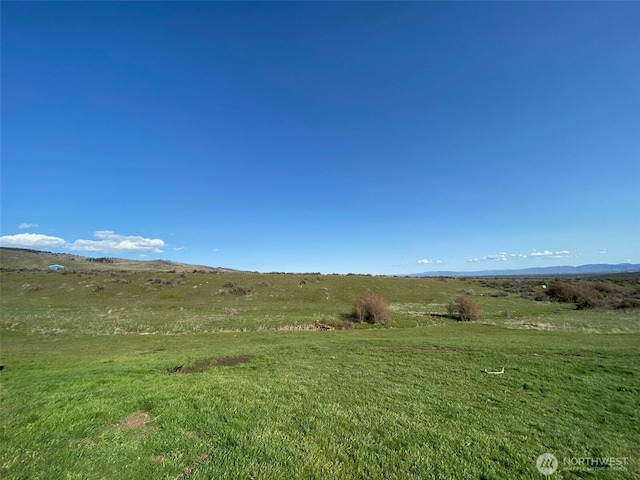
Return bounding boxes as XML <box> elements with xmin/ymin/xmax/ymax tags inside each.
<box><xmin>1</xmin><ymin>252</ymin><xmax>639</xmax><ymax>479</ymax></box>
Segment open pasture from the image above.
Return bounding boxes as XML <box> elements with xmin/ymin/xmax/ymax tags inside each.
<box><xmin>1</xmin><ymin>267</ymin><xmax>639</xmax><ymax>479</ymax></box>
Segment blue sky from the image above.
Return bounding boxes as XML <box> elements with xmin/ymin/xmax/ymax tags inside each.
<box><xmin>2</xmin><ymin>1</ymin><xmax>638</xmax><ymax>274</ymax></box>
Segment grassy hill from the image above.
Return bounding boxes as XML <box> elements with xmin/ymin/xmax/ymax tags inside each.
<box><xmin>0</xmin><ymin>247</ymin><xmax>236</xmax><ymax>274</ymax></box>
<box><xmin>1</xmin><ymin>248</ymin><xmax>639</xmax><ymax>478</ymax></box>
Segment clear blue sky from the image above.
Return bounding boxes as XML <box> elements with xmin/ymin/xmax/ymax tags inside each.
<box><xmin>2</xmin><ymin>1</ymin><xmax>638</xmax><ymax>274</ymax></box>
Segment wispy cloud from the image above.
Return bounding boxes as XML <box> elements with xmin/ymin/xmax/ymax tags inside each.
<box><xmin>69</xmin><ymin>230</ymin><xmax>165</xmax><ymax>254</ymax></box>
<box><xmin>467</xmin><ymin>252</ymin><xmax>511</xmax><ymax>263</ymax></box>
<box><xmin>18</xmin><ymin>223</ymin><xmax>39</xmax><ymax>229</ymax></box>
<box><xmin>599</xmin><ymin>249</ymin><xmax>607</xmax><ymax>255</ymax></box>
<box><xmin>530</xmin><ymin>249</ymin><xmax>572</xmax><ymax>259</ymax></box>
<box><xmin>468</xmin><ymin>249</ymin><xmax>572</xmax><ymax>263</ymax></box>
<box><xmin>0</xmin><ymin>232</ymin><xmax>66</xmax><ymax>248</ymax></box>
<box><xmin>417</xmin><ymin>258</ymin><xmax>445</xmax><ymax>265</ymax></box>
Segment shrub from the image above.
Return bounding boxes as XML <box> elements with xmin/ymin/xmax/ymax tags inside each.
<box><xmin>545</xmin><ymin>279</ymin><xmax>640</xmax><ymax>310</ymax></box>
<box><xmin>547</xmin><ymin>280</ymin><xmax>608</xmax><ymax>309</ymax></box>
<box><xmin>220</xmin><ymin>282</ymin><xmax>253</xmax><ymax>295</ymax></box>
<box><xmin>447</xmin><ymin>296</ymin><xmax>482</xmax><ymax>322</ymax></box>
<box><xmin>353</xmin><ymin>291</ymin><xmax>392</xmax><ymax>324</ymax></box>
<box><xmin>230</xmin><ymin>285</ymin><xmax>253</xmax><ymax>295</ymax></box>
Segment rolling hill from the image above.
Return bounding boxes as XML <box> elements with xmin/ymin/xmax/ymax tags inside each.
<box><xmin>0</xmin><ymin>247</ymin><xmax>240</xmax><ymax>274</ymax></box>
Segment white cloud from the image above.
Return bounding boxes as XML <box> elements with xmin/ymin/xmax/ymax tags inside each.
<box><xmin>467</xmin><ymin>252</ymin><xmax>510</xmax><ymax>263</ymax></box>
<box><xmin>69</xmin><ymin>230</ymin><xmax>165</xmax><ymax>254</ymax></box>
<box><xmin>18</xmin><ymin>223</ymin><xmax>39</xmax><ymax>229</ymax></box>
<box><xmin>530</xmin><ymin>250</ymin><xmax>552</xmax><ymax>257</ymax></box>
<box><xmin>599</xmin><ymin>249</ymin><xmax>607</xmax><ymax>255</ymax></box>
<box><xmin>530</xmin><ymin>249</ymin><xmax>572</xmax><ymax>259</ymax></box>
<box><xmin>468</xmin><ymin>249</ymin><xmax>573</xmax><ymax>263</ymax></box>
<box><xmin>0</xmin><ymin>233</ymin><xmax>66</xmax><ymax>248</ymax></box>
<box><xmin>418</xmin><ymin>258</ymin><xmax>445</xmax><ymax>265</ymax></box>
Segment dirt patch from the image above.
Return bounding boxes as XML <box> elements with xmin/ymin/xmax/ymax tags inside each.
<box><xmin>168</xmin><ymin>356</ymin><xmax>253</xmax><ymax>374</ymax></box>
<box><xmin>109</xmin><ymin>410</ymin><xmax>153</xmax><ymax>431</ymax></box>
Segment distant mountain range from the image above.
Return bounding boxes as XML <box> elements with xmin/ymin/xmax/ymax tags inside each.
<box><xmin>407</xmin><ymin>263</ymin><xmax>640</xmax><ymax>278</ymax></box>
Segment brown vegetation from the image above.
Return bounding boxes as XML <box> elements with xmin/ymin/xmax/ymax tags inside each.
<box><xmin>447</xmin><ymin>296</ymin><xmax>483</xmax><ymax>322</ymax></box>
<box><xmin>315</xmin><ymin>318</ymin><xmax>354</xmax><ymax>330</ymax></box>
<box><xmin>480</xmin><ymin>277</ymin><xmax>640</xmax><ymax>310</ymax></box>
<box><xmin>546</xmin><ymin>280</ymin><xmax>640</xmax><ymax>310</ymax></box>
<box><xmin>353</xmin><ymin>291</ymin><xmax>392</xmax><ymax>324</ymax></box>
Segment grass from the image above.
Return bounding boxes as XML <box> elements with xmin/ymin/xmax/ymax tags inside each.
<box><xmin>1</xmin><ymin>265</ymin><xmax>639</xmax><ymax>478</ymax></box>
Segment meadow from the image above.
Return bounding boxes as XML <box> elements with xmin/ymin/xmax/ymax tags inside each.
<box><xmin>1</xmin><ymin>257</ymin><xmax>639</xmax><ymax>479</ymax></box>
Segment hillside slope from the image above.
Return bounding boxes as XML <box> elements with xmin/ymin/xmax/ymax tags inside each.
<box><xmin>0</xmin><ymin>247</ymin><xmax>239</xmax><ymax>273</ymax></box>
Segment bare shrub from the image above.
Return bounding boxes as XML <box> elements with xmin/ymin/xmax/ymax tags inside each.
<box><xmin>231</xmin><ymin>285</ymin><xmax>253</xmax><ymax>295</ymax></box>
<box><xmin>546</xmin><ymin>279</ymin><xmax>640</xmax><ymax>310</ymax></box>
<box><xmin>447</xmin><ymin>296</ymin><xmax>482</xmax><ymax>322</ymax></box>
<box><xmin>220</xmin><ymin>282</ymin><xmax>253</xmax><ymax>295</ymax></box>
<box><xmin>547</xmin><ymin>280</ymin><xmax>607</xmax><ymax>309</ymax></box>
<box><xmin>353</xmin><ymin>291</ymin><xmax>392</xmax><ymax>324</ymax></box>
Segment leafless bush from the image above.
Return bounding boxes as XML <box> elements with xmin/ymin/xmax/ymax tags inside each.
<box><xmin>220</xmin><ymin>282</ymin><xmax>254</xmax><ymax>295</ymax></box>
<box><xmin>447</xmin><ymin>296</ymin><xmax>482</xmax><ymax>322</ymax></box>
<box><xmin>231</xmin><ymin>285</ymin><xmax>253</xmax><ymax>295</ymax></box>
<box><xmin>547</xmin><ymin>280</ymin><xmax>608</xmax><ymax>309</ymax></box>
<box><xmin>353</xmin><ymin>291</ymin><xmax>392</xmax><ymax>324</ymax></box>
<box><xmin>546</xmin><ymin>279</ymin><xmax>640</xmax><ymax>310</ymax></box>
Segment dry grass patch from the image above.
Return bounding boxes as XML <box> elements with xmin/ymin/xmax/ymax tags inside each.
<box><xmin>110</xmin><ymin>410</ymin><xmax>154</xmax><ymax>431</ymax></box>
<box><xmin>168</xmin><ymin>356</ymin><xmax>253</xmax><ymax>374</ymax></box>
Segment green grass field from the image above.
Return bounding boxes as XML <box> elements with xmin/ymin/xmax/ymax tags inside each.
<box><xmin>1</xmin><ymin>263</ymin><xmax>639</xmax><ymax>479</ymax></box>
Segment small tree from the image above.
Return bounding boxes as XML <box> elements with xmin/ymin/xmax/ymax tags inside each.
<box><xmin>447</xmin><ymin>296</ymin><xmax>482</xmax><ymax>322</ymax></box>
<box><xmin>354</xmin><ymin>291</ymin><xmax>392</xmax><ymax>324</ymax></box>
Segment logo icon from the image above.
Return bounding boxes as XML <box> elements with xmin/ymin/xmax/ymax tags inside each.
<box><xmin>536</xmin><ymin>453</ymin><xmax>558</xmax><ymax>475</ymax></box>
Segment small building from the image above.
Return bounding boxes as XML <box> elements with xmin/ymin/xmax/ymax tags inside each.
<box><xmin>48</xmin><ymin>264</ymin><xmax>65</xmax><ymax>271</ymax></box>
